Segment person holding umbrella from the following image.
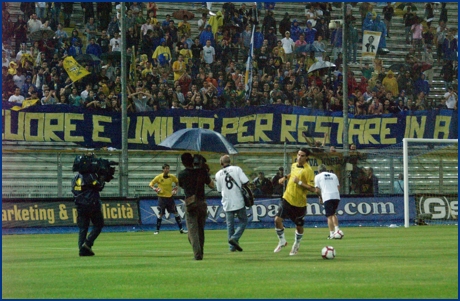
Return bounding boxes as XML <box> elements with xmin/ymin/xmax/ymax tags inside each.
<box><xmin>178</xmin><ymin>153</ymin><xmax>214</xmax><ymax>260</ymax></box>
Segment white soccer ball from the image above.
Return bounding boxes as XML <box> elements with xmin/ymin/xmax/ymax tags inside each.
<box><xmin>334</xmin><ymin>230</ymin><xmax>344</xmax><ymax>239</ymax></box>
<box><xmin>321</xmin><ymin>246</ymin><xmax>336</xmax><ymax>259</ymax></box>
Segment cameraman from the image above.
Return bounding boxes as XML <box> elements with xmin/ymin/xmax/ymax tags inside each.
<box><xmin>71</xmin><ymin>154</ymin><xmax>106</xmax><ymax>257</ymax></box>
<box><xmin>178</xmin><ymin>153</ymin><xmax>214</xmax><ymax>260</ymax></box>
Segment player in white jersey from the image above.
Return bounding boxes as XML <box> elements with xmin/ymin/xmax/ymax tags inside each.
<box><xmin>215</xmin><ymin>155</ymin><xmax>253</xmax><ymax>252</ymax></box>
<box><xmin>314</xmin><ymin>164</ymin><xmax>343</xmax><ymax>239</ymax></box>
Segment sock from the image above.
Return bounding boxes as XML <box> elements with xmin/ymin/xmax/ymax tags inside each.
<box><xmin>334</xmin><ymin>226</ymin><xmax>339</xmax><ymax>232</ymax></box>
<box><xmin>295</xmin><ymin>231</ymin><xmax>303</xmax><ymax>244</ymax></box>
<box><xmin>156</xmin><ymin>218</ymin><xmax>162</xmax><ymax>231</ymax></box>
<box><xmin>276</xmin><ymin>228</ymin><xmax>285</xmax><ymax>243</ymax></box>
<box><xmin>175</xmin><ymin>216</ymin><xmax>182</xmax><ymax>230</ymax></box>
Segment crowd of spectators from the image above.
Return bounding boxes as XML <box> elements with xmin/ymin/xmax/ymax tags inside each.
<box><xmin>2</xmin><ymin>2</ymin><xmax>458</xmax><ymax>114</ymax></box>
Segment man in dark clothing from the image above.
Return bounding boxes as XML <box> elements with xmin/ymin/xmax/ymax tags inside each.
<box><xmin>397</xmin><ymin>71</ymin><xmax>414</xmax><ymax>98</ymax></box>
<box><xmin>403</xmin><ymin>7</ymin><xmax>417</xmax><ymax>44</ymax></box>
<box><xmin>191</xmin><ymin>38</ymin><xmax>203</xmax><ymax>64</ymax></box>
<box><xmin>252</xmin><ymin>171</ymin><xmax>273</xmax><ymax>196</ymax></box>
<box><xmin>265</xmin><ymin>27</ymin><xmax>277</xmax><ymax>52</ymax></box>
<box><xmin>361</xmin><ymin>167</ymin><xmax>379</xmax><ymax>196</ymax></box>
<box><xmin>71</xmin><ymin>154</ymin><xmax>106</xmax><ymax>256</ymax></box>
<box><xmin>382</xmin><ymin>2</ymin><xmax>394</xmax><ymax>38</ymax></box>
<box><xmin>81</xmin><ymin>2</ymin><xmax>95</xmax><ymax>25</ymax></box>
<box><xmin>13</xmin><ymin>15</ymin><xmax>28</xmax><ymax>55</ymax></box>
<box><xmin>271</xmin><ymin>167</ymin><xmax>285</xmax><ymax>196</ymax></box>
<box><xmin>62</xmin><ymin>3</ymin><xmax>73</xmax><ymax>27</ymax></box>
<box><xmin>279</xmin><ymin>12</ymin><xmax>291</xmax><ymax>37</ymax></box>
<box><xmin>262</xmin><ymin>10</ymin><xmax>276</xmax><ymax>36</ymax></box>
<box><xmin>178</xmin><ymin>153</ymin><xmax>214</xmax><ymax>260</ymax></box>
<box><xmin>96</xmin><ymin>2</ymin><xmax>112</xmax><ymax>31</ymax></box>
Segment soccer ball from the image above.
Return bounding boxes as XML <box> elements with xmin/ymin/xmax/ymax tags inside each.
<box><xmin>321</xmin><ymin>246</ymin><xmax>336</xmax><ymax>259</ymax></box>
<box><xmin>334</xmin><ymin>230</ymin><xmax>344</xmax><ymax>239</ymax></box>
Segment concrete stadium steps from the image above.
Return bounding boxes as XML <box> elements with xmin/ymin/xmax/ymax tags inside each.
<box><xmin>2</xmin><ymin>144</ymin><xmax>458</xmax><ymax>198</ymax></box>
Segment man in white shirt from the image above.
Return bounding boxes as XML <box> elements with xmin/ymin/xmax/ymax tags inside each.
<box><xmin>215</xmin><ymin>155</ymin><xmax>253</xmax><ymax>252</ymax></box>
<box><xmin>27</xmin><ymin>13</ymin><xmax>42</xmax><ymax>33</ymax></box>
<box><xmin>201</xmin><ymin>39</ymin><xmax>215</xmax><ymax>65</ymax></box>
<box><xmin>13</xmin><ymin>68</ymin><xmax>26</xmax><ymax>90</ymax></box>
<box><xmin>281</xmin><ymin>31</ymin><xmax>295</xmax><ymax>64</ymax></box>
<box><xmin>8</xmin><ymin>87</ymin><xmax>25</xmax><ymax>104</ymax></box>
<box><xmin>80</xmin><ymin>84</ymin><xmax>92</xmax><ymax>102</ymax></box>
<box><xmin>393</xmin><ymin>173</ymin><xmax>404</xmax><ymax>194</ymax></box>
<box><xmin>15</xmin><ymin>43</ymin><xmax>31</xmax><ymax>63</ymax></box>
<box><xmin>443</xmin><ymin>86</ymin><xmax>457</xmax><ymax>109</ymax></box>
<box><xmin>314</xmin><ymin>164</ymin><xmax>343</xmax><ymax>239</ymax></box>
<box><xmin>41</xmin><ymin>89</ymin><xmax>57</xmax><ymax>105</ymax></box>
<box><xmin>197</xmin><ymin>13</ymin><xmax>209</xmax><ymax>33</ymax></box>
<box><xmin>109</xmin><ymin>32</ymin><xmax>121</xmax><ymax>52</ymax></box>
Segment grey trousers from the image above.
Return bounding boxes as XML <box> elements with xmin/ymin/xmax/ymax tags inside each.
<box><xmin>185</xmin><ymin>202</ymin><xmax>208</xmax><ymax>260</ymax></box>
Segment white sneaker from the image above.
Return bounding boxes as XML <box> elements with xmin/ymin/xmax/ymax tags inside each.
<box><xmin>274</xmin><ymin>241</ymin><xmax>288</xmax><ymax>253</ymax></box>
<box><xmin>289</xmin><ymin>243</ymin><xmax>300</xmax><ymax>256</ymax></box>
<box><xmin>154</xmin><ymin>231</ymin><xmax>159</xmax><ymax>235</ymax></box>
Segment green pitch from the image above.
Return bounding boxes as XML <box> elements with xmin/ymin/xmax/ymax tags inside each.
<box><xmin>2</xmin><ymin>226</ymin><xmax>458</xmax><ymax>299</ymax></box>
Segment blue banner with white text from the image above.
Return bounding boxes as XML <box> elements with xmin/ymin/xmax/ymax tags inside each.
<box><xmin>139</xmin><ymin>195</ymin><xmax>416</xmax><ymax>229</ymax></box>
<box><xmin>2</xmin><ymin>104</ymin><xmax>457</xmax><ymax>149</ymax></box>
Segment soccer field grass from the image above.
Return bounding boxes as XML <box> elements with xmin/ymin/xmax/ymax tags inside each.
<box><xmin>2</xmin><ymin>226</ymin><xmax>458</xmax><ymax>299</ymax></box>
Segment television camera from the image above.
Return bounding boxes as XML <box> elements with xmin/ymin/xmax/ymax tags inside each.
<box><xmin>193</xmin><ymin>154</ymin><xmax>210</xmax><ymax>172</ymax></box>
<box><xmin>72</xmin><ymin>153</ymin><xmax>118</xmax><ymax>182</ymax></box>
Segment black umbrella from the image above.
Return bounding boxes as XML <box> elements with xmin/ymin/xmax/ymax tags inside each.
<box><xmin>101</xmin><ymin>51</ymin><xmax>131</xmax><ymax>61</ymax></box>
<box><xmin>28</xmin><ymin>29</ymin><xmax>55</xmax><ymax>41</ymax></box>
<box><xmin>388</xmin><ymin>63</ymin><xmax>412</xmax><ymax>73</ymax></box>
<box><xmin>396</xmin><ymin>3</ymin><xmax>418</xmax><ymax>11</ymax></box>
<box><xmin>75</xmin><ymin>54</ymin><xmax>101</xmax><ymax>64</ymax></box>
<box><xmin>158</xmin><ymin>128</ymin><xmax>238</xmax><ymax>154</ymax></box>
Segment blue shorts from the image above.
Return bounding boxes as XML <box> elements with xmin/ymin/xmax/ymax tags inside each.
<box><xmin>323</xmin><ymin>199</ymin><xmax>340</xmax><ymax>217</ymax></box>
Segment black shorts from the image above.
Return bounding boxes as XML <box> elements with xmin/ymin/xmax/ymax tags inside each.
<box><xmin>323</xmin><ymin>199</ymin><xmax>340</xmax><ymax>217</ymax></box>
<box><xmin>276</xmin><ymin>198</ymin><xmax>306</xmax><ymax>226</ymax></box>
<box><xmin>158</xmin><ymin>197</ymin><xmax>178</xmax><ymax>215</ymax></box>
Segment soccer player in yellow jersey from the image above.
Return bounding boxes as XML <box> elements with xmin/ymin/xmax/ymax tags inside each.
<box><xmin>274</xmin><ymin>148</ymin><xmax>316</xmax><ymax>255</ymax></box>
<box><xmin>149</xmin><ymin>164</ymin><xmax>187</xmax><ymax>235</ymax></box>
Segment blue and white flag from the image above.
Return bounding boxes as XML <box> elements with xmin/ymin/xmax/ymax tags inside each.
<box><xmin>244</xmin><ymin>25</ymin><xmax>255</xmax><ymax>100</ymax></box>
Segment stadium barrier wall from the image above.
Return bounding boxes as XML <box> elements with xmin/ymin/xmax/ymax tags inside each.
<box><xmin>4</xmin><ymin>195</ymin><xmax>431</xmax><ymax>234</ymax></box>
<box><xmin>2</xmin><ymin>198</ymin><xmax>140</xmax><ymax>228</ymax></box>
<box><xmin>4</xmin><ymin>194</ymin><xmax>456</xmax><ymax>234</ymax></box>
<box><xmin>140</xmin><ymin>195</ymin><xmax>415</xmax><ymax>229</ymax></box>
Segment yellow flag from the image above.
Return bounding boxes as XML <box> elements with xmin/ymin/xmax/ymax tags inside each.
<box><xmin>10</xmin><ymin>99</ymin><xmax>40</xmax><ymax>111</ymax></box>
<box><xmin>63</xmin><ymin>56</ymin><xmax>90</xmax><ymax>82</ymax></box>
